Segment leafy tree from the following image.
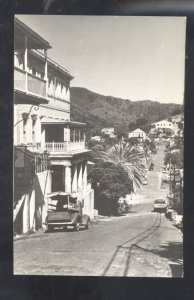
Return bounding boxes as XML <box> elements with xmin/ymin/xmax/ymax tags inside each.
<box><xmin>126</xmin><ymin>137</ymin><xmax>139</xmax><ymax>146</ymax></box>
<box><xmin>87</xmin><ymin>139</ymin><xmax>101</xmax><ymax>150</ymax></box>
<box><xmin>177</xmin><ymin>121</ymin><xmax>184</xmax><ymax>130</ymax></box>
<box><xmin>163</xmin><ymin>128</ymin><xmax>173</xmax><ymax>136</ymax></box>
<box><xmin>164</xmin><ymin>149</ymin><xmax>183</xmax><ymax>169</ymax></box>
<box><xmin>143</xmin><ymin>138</ymin><xmax>157</xmax><ymax>154</ymax></box>
<box><xmin>128</xmin><ymin>121</ymin><xmax>136</xmax><ymax>131</ymax></box>
<box><xmin>88</xmin><ymin>162</ymin><xmax>133</xmax><ymax>215</ymax></box>
<box><xmin>88</xmin><ymin>143</ymin><xmax>105</xmax><ymax>162</ymax></box>
<box><xmin>136</xmin><ymin>118</ymin><xmax>148</xmax><ymax>127</ymax></box>
<box><xmin>173</xmin><ymin>136</ymin><xmax>184</xmax><ymax>149</ymax></box>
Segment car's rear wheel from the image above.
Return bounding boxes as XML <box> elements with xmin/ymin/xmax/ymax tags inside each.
<box><xmin>74</xmin><ymin>223</ymin><xmax>80</xmax><ymax>231</ymax></box>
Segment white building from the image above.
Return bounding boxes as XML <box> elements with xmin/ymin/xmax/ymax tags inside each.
<box><xmin>153</xmin><ymin>120</ymin><xmax>173</xmax><ymax>130</ymax></box>
<box><xmin>91</xmin><ymin>136</ymin><xmax>101</xmax><ymax>142</ymax></box>
<box><xmin>14</xmin><ymin>18</ymin><xmax>94</xmax><ymax>234</ymax></box>
<box><xmin>128</xmin><ymin>128</ymin><xmax>146</xmax><ymax>140</ymax></box>
<box><xmin>101</xmin><ymin>127</ymin><xmax>114</xmax><ymax>135</ymax></box>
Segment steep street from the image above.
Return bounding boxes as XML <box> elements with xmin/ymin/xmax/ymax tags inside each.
<box><xmin>14</xmin><ymin>144</ymin><xmax>183</xmax><ymax>277</ymax></box>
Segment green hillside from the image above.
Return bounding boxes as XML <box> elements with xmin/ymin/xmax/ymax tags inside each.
<box><xmin>70</xmin><ymin>87</ymin><xmax>183</xmax><ymax>134</ymax></box>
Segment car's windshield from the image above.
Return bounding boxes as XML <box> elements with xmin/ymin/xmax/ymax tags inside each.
<box><xmin>69</xmin><ymin>196</ymin><xmax>77</xmax><ymax>204</ymax></box>
<box><xmin>155</xmin><ymin>199</ymin><xmax>165</xmax><ymax>204</ymax></box>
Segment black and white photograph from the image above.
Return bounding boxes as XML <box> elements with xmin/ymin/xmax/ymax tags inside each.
<box><xmin>13</xmin><ymin>15</ymin><xmax>185</xmax><ymax>277</ymax></box>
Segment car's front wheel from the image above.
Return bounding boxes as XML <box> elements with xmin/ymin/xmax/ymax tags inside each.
<box><xmin>47</xmin><ymin>225</ymin><xmax>54</xmax><ymax>232</ymax></box>
<box><xmin>85</xmin><ymin>221</ymin><xmax>90</xmax><ymax>229</ymax></box>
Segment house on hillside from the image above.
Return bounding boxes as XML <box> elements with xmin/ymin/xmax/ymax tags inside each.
<box><xmin>128</xmin><ymin>128</ymin><xmax>146</xmax><ymax>140</ymax></box>
<box><xmin>153</xmin><ymin>120</ymin><xmax>173</xmax><ymax>131</ymax></box>
<box><xmin>14</xmin><ymin>18</ymin><xmax>94</xmax><ymax>235</ymax></box>
<box><xmin>101</xmin><ymin>127</ymin><xmax>114</xmax><ymax>136</ymax></box>
<box><xmin>91</xmin><ymin>136</ymin><xmax>101</xmax><ymax>142</ymax></box>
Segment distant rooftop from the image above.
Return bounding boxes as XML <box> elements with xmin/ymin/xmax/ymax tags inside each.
<box><xmin>130</xmin><ymin>128</ymin><xmax>146</xmax><ymax>134</ymax></box>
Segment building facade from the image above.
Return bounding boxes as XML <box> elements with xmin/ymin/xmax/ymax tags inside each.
<box><xmin>91</xmin><ymin>136</ymin><xmax>101</xmax><ymax>142</ymax></box>
<box><xmin>101</xmin><ymin>127</ymin><xmax>115</xmax><ymax>135</ymax></box>
<box><xmin>128</xmin><ymin>128</ymin><xmax>146</xmax><ymax>140</ymax></box>
<box><xmin>14</xmin><ymin>18</ymin><xmax>94</xmax><ymax>234</ymax></box>
<box><xmin>153</xmin><ymin>120</ymin><xmax>173</xmax><ymax>130</ymax></box>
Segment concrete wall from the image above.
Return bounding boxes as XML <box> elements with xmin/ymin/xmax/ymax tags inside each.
<box><xmin>14</xmin><ymin>170</ymin><xmax>52</xmax><ymax>234</ymax></box>
<box><xmin>33</xmin><ymin>170</ymin><xmax>52</xmax><ymax>228</ymax></box>
<box><xmin>82</xmin><ymin>189</ymin><xmax>94</xmax><ymax>220</ymax></box>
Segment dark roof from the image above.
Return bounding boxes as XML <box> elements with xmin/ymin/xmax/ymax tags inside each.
<box><xmin>41</xmin><ymin>118</ymin><xmax>86</xmax><ymax>127</ymax></box>
<box><xmin>15</xmin><ymin>18</ymin><xmax>52</xmax><ymax>50</ymax></box>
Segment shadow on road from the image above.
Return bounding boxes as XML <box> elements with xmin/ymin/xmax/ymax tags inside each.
<box><xmin>102</xmin><ymin>213</ymin><xmax>162</xmax><ymax>276</ymax></box>
<box><xmin>132</xmin><ymin>241</ymin><xmax>183</xmax><ymax>277</ymax></box>
<box><xmin>102</xmin><ymin>212</ymin><xmax>183</xmax><ymax>277</ymax></box>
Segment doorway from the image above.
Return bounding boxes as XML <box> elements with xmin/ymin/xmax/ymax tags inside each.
<box><xmin>51</xmin><ymin>165</ymin><xmax>65</xmax><ymax>192</ymax></box>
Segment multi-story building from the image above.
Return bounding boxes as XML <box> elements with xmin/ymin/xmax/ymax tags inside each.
<box><xmin>14</xmin><ymin>18</ymin><xmax>94</xmax><ymax>233</ymax></box>
<box><xmin>153</xmin><ymin>120</ymin><xmax>173</xmax><ymax>131</ymax></box>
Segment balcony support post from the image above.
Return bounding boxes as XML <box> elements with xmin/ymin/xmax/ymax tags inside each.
<box><xmin>73</xmin><ymin>129</ymin><xmax>75</xmax><ymax>142</ymax></box>
<box><xmin>83</xmin><ymin>161</ymin><xmax>87</xmax><ymax>193</ymax></box>
<box><xmin>41</xmin><ymin>125</ymin><xmax>45</xmax><ymax>149</ymax></box>
<box><xmin>65</xmin><ymin>166</ymin><xmax>72</xmax><ymax>193</ymax></box>
<box><xmin>78</xmin><ymin>130</ymin><xmax>80</xmax><ymax>142</ymax></box>
<box><xmin>24</xmin><ymin>34</ymin><xmax>28</xmax><ymax>93</ymax></box>
<box><xmin>72</xmin><ymin>165</ymin><xmax>78</xmax><ymax>193</ymax></box>
<box><xmin>78</xmin><ymin>163</ymin><xmax>83</xmax><ymax>192</ymax></box>
<box><xmin>44</xmin><ymin>49</ymin><xmax>48</xmax><ymax>97</ymax></box>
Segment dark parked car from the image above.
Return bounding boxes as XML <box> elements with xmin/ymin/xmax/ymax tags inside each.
<box><xmin>45</xmin><ymin>192</ymin><xmax>90</xmax><ymax>232</ymax></box>
<box><xmin>153</xmin><ymin>199</ymin><xmax>168</xmax><ymax>213</ymax></box>
<box><xmin>149</xmin><ymin>162</ymin><xmax>154</xmax><ymax>171</ymax></box>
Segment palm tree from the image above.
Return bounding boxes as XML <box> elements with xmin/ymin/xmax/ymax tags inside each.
<box><xmin>98</xmin><ymin>140</ymin><xmax>146</xmax><ymax>191</ymax></box>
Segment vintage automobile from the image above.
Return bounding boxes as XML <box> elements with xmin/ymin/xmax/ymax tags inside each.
<box><xmin>149</xmin><ymin>162</ymin><xmax>154</xmax><ymax>171</ymax></box>
<box><xmin>153</xmin><ymin>199</ymin><xmax>168</xmax><ymax>213</ymax></box>
<box><xmin>45</xmin><ymin>192</ymin><xmax>90</xmax><ymax>232</ymax></box>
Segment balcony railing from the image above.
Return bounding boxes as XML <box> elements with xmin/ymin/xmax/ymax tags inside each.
<box><xmin>14</xmin><ymin>67</ymin><xmax>47</xmax><ymax>99</ymax></box>
<box><xmin>44</xmin><ymin>141</ymin><xmax>85</xmax><ymax>153</ymax></box>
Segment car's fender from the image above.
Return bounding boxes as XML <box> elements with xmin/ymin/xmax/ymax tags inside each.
<box><xmin>81</xmin><ymin>214</ymin><xmax>90</xmax><ymax>225</ymax></box>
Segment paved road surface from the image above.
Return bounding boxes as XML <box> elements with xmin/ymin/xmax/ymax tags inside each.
<box><xmin>14</xmin><ymin>144</ymin><xmax>183</xmax><ymax>277</ymax></box>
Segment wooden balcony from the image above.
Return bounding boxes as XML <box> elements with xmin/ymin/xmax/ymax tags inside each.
<box><xmin>44</xmin><ymin>141</ymin><xmax>85</xmax><ymax>153</ymax></box>
<box><xmin>14</xmin><ymin>67</ymin><xmax>47</xmax><ymax>99</ymax></box>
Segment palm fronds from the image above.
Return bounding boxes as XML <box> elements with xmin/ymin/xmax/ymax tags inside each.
<box><xmin>98</xmin><ymin>141</ymin><xmax>146</xmax><ymax>191</ymax></box>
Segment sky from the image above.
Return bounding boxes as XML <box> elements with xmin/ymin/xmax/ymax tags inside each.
<box><xmin>16</xmin><ymin>15</ymin><xmax>186</xmax><ymax>104</ymax></box>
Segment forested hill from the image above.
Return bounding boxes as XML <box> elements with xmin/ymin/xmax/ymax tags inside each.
<box><xmin>70</xmin><ymin>87</ymin><xmax>183</xmax><ymax>133</ymax></box>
